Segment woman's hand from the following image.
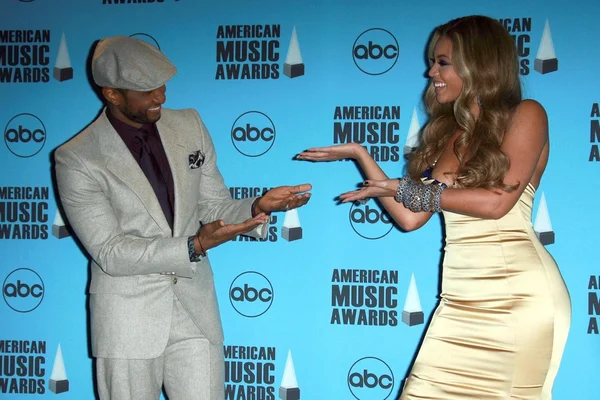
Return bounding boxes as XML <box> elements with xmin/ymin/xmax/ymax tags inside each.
<box><xmin>296</xmin><ymin>143</ymin><xmax>364</xmax><ymax>161</ymax></box>
<box><xmin>338</xmin><ymin>179</ymin><xmax>399</xmax><ymax>203</ymax></box>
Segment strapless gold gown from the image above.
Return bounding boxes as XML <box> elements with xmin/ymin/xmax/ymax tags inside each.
<box><xmin>400</xmin><ymin>184</ymin><xmax>571</xmax><ymax>399</ymax></box>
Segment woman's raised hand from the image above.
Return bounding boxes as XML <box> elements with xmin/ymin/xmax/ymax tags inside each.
<box><xmin>338</xmin><ymin>179</ymin><xmax>399</xmax><ymax>203</ymax></box>
<box><xmin>296</xmin><ymin>143</ymin><xmax>363</xmax><ymax>162</ymax></box>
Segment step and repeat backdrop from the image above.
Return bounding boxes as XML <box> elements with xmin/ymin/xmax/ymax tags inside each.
<box><xmin>2</xmin><ymin>0</ymin><xmax>599</xmax><ymax>398</ymax></box>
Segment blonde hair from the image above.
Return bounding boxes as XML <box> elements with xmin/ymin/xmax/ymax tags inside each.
<box><xmin>408</xmin><ymin>15</ymin><xmax>522</xmax><ymax>191</ymax></box>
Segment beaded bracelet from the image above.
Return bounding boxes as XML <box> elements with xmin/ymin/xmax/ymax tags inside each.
<box><xmin>187</xmin><ymin>236</ymin><xmax>203</xmax><ymax>262</ymax></box>
<box><xmin>198</xmin><ymin>237</ymin><xmax>208</xmax><ymax>257</ymax></box>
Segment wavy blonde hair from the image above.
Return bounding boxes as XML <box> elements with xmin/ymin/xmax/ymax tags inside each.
<box><xmin>408</xmin><ymin>15</ymin><xmax>522</xmax><ymax>191</ymax></box>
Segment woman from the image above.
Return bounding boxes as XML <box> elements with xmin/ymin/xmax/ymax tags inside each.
<box><xmin>298</xmin><ymin>16</ymin><xmax>570</xmax><ymax>399</ymax></box>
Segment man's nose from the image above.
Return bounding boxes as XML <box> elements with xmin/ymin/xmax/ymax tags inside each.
<box><xmin>153</xmin><ymin>85</ymin><xmax>167</xmax><ymax>103</ymax></box>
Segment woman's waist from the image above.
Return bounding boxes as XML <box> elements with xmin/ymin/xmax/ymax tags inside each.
<box><xmin>444</xmin><ymin>207</ymin><xmax>533</xmax><ymax>239</ymax></box>
<box><xmin>444</xmin><ymin>230</ymin><xmax>534</xmax><ymax>245</ymax></box>
<box><xmin>443</xmin><ymin>236</ymin><xmax>553</xmax><ymax>269</ymax></box>
<box><xmin>440</xmin><ymin>246</ymin><xmax>562</xmax><ymax>301</ymax></box>
<box><xmin>444</xmin><ymin>218</ymin><xmax>535</xmax><ymax>245</ymax></box>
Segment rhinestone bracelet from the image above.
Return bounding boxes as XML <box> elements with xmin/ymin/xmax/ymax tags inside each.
<box><xmin>394</xmin><ymin>176</ymin><xmax>411</xmax><ymax>203</ymax></box>
<box><xmin>395</xmin><ymin>175</ymin><xmax>447</xmax><ymax>213</ymax></box>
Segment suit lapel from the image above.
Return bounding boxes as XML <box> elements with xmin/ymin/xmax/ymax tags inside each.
<box><xmin>97</xmin><ymin>110</ymin><xmax>173</xmax><ymax>236</ymax></box>
<box><xmin>156</xmin><ymin>111</ymin><xmax>188</xmax><ymax>237</ymax></box>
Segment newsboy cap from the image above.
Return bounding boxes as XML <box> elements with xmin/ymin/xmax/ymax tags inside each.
<box><xmin>91</xmin><ymin>36</ymin><xmax>176</xmax><ymax>91</ymax></box>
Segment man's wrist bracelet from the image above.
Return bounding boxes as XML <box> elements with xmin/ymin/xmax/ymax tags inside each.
<box><xmin>188</xmin><ymin>236</ymin><xmax>202</xmax><ymax>262</ymax></box>
<box><xmin>197</xmin><ymin>237</ymin><xmax>208</xmax><ymax>257</ymax></box>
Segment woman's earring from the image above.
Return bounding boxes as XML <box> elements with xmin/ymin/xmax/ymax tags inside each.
<box><xmin>477</xmin><ymin>94</ymin><xmax>483</xmax><ymax>108</ymax></box>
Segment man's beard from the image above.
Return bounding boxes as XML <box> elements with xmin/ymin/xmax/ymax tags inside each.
<box><xmin>119</xmin><ymin>103</ymin><xmax>160</xmax><ymax>125</ymax></box>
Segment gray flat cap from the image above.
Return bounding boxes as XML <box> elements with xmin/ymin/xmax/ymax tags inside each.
<box><xmin>92</xmin><ymin>36</ymin><xmax>176</xmax><ymax>91</ymax></box>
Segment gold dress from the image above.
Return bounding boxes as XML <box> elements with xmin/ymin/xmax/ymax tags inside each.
<box><xmin>400</xmin><ymin>183</ymin><xmax>571</xmax><ymax>399</ymax></box>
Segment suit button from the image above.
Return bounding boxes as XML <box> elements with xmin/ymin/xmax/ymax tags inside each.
<box><xmin>172</xmin><ymin>277</ymin><xmax>178</xmax><ymax>284</ymax></box>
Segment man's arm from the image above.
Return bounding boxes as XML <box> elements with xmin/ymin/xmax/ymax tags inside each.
<box><xmin>189</xmin><ymin>110</ymin><xmax>269</xmax><ymax>239</ymax></box>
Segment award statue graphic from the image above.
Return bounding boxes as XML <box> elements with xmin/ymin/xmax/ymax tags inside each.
<box><xmin>52</xmin><ymin>209</ymin><xmax>71</xmax><ymax>239</ymax></box>
<box><xmin>282</xmin><ymin>209</ymin><xmax>303</xmax><ymax>242</ymax></box>
<box><xmin>278</xmin><ymin>350</ymin><xmax>300</xmax><ymax>400</ymax></box>
<box><xmin>404</xmin><ymin>108</ymin><xmax>421</xmax><ymax>155</ymax></box>
<box><xmin>534</xmin><ymin>20</ymin><xmax>558</xmax><ymax>74</ymax></box>
<box><xmin>284</xmin><ymin>26</ymin><xmax>305</xmax><ymax>79</ymax></box>
<box><xmin>534</xmin><ymin>192</ymin><xmax>555</xmax><ymax>245</ymax></box>
<box><xmin>49</xmin><ymin>343</ymin><xmax>69</xmax><ymax>394</ymax></box>
<box><xmin>53</xmin><ymin>33</ymin><xmax>73</xmax><ymax>82</ymax></box>
<box><xmin>402</xmin><ymin>273</ymin><xmax>424</xmax><ymax>326</ymax></box>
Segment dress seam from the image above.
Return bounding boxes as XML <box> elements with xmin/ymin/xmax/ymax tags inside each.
<box><xmin>495</xmin><ymin>218</ymin><xmax>518</xmax><ymax>397</ymax></box>
<box><xmin>519</xmin><ymin>198</ymin><xmax>557</xmax><ymax>396</ymax></box>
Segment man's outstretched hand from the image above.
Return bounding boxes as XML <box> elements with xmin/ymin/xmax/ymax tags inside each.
<box><xmin>254</xmin><ymin>184</ymin><xmax>312</xmax><ymax>214</ymax></box>
<box><xmin>195</xmin><ymin>213</ymin><xmax>269</xmax><ymax>252</ymax></box>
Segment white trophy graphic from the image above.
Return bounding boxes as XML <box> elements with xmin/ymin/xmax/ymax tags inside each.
<box><xmin>282</xmin><ymin>209</ymin><xmax>302</xmax><ymax>242</ymax></box>
<box><xmin>279</xmin><ymin>350</ymin><xmax>300</xmax><ymax>400</ymax></box>
<box><xmin>52</xmin><ymin>209</ymin><xmax>71</xmax><ymax>239</ymax></box>
<box><xmin>49</xmin><ymin>343</ymin><xmax>69</xmax><ymax>394</ymax></box>
<box><xmin>404</xmin><ymin>108</ymin><xmax>421</xmax><ymax>155</ymax></box>
<box><xmin>284</xmin><ymin>26</ymin><xmax>305</xmax><ymax>78</ymax></box>
<box><xmin>402</xmin><ymin>273</ymin><xmax>424</xmax><ymax>326</ymax></box>
<box><xmin>534</xmin><ymin>20</ymin><xmax>558</xmax><ymax>74</ymax></box>
<box><xmin>534</xmin><ymin>192</ymin><xmax>555</xmax><ymax>245</ymax></box>
<box><xmin>53</xmin><ymin>33</ymin><xmax>73</xmax><ymax>82</ymax></box>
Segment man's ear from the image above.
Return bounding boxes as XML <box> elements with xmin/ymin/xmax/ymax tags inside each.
<box><xmin>102</xmin><ymin>87</ymin><xmax>123</xmax><ymax>106</ymax></box>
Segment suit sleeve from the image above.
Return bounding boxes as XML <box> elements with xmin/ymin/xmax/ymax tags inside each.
<box><xmin>55</xmin><ymin>146</ymin><xmax>194</xmax><ymax>277</ymax></box>
<box><xmin>189</xmin><ymin>109</ymin><xmax>268</xmax><ymax>239</ymax></box>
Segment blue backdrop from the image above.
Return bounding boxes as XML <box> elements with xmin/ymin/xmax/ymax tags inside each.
<box><xmin>2</xmin><ymin>0</ymin><xmax>598</xmax><ymax>398</ymax></box>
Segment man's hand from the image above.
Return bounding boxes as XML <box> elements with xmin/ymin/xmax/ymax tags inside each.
<box><xmin>195</xmin><ymin>213</ymin><xmax>270</xmax><ymax>252</ymax></box>
<box><xmin>255</xmin><ymin>184</ymin><xmax>312</xmax><ymax>214</ymax></box>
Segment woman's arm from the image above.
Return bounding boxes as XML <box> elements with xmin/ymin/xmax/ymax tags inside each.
<box><xmin>439</xmin><ymin>99</ymin><xmax>549</xmax><ymax>219</ymax></box>
<box><xmin>336</xmin><ymin>100</ymin><xmax>549</xmax><ymax>221</ymax></box>
<box><xmin>298</xmin><ymin>144</ymin><xmax>434</xmax><ymax>231</ymax></box>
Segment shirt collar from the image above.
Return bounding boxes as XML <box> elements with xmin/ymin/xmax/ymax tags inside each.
<box><xmin>106</xmin><ymin>107</ymin><xmax>155</xmax><ymax>138</ymax></box>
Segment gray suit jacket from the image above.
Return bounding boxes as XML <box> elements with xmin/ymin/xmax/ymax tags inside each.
<box><xmin>55</xmin><ymin>108</ymin><xmax>266</xmax><ymax>359</ymax></box>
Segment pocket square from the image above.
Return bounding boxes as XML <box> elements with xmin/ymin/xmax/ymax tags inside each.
<box><xmin>188</xmin><ymin>150</ymin><xmax>205</xmax><ymax>169</ymax></box>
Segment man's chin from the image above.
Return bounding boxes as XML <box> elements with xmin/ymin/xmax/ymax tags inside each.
<box><xmin>146</xmin><ymin>110</ymin><xmax>162</xmax><ymax>123</ymax></box>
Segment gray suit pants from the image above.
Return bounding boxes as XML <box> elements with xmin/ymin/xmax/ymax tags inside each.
<box><xmin>96</xmin><ymin>295</ymin><xmax>225</xmax><ymax>400</ymax></box>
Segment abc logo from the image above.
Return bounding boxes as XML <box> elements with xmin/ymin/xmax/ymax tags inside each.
<box><xmin>129</xmin><ymin>32</ymin><xmax>161</xmax><ymax>49</ymax></box>
<box><xmin>348</xmin><ymin>357</ymin><xmax>394</xmax><ymax>400</ymax></box>
<box><xmin>2</xmin><ymin>268</ymin><xmax>45</xmax><ymax>313</ymax></box>
<box><xmin>4</xmin><ymin>113</ymin><xmax>47</xmax><ymax>158</ymax></box>
<box><xmin>229</xmin><ymin>271</ymin><xmax>273</xmax><ymax>317</ymax></box>
<box><xmin>349</xmin><ymin>201</ymin><xmax>393</xmax><ymax>240</ymax></box>
<box><xmin>231</xmin><ymin>111</ymin><xmax>276</xmax><ymax>157</ymax></box>
<box><xmin>352</xmin><ymin>28</ymin><xmax>399</xmax><ymax>76</ymax></box>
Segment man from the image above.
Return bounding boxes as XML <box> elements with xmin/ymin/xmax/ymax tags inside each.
<box><xmin>54</xmin><ymin>36</ymin><xmax>311</xmax><ymax>400</ymax></box>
